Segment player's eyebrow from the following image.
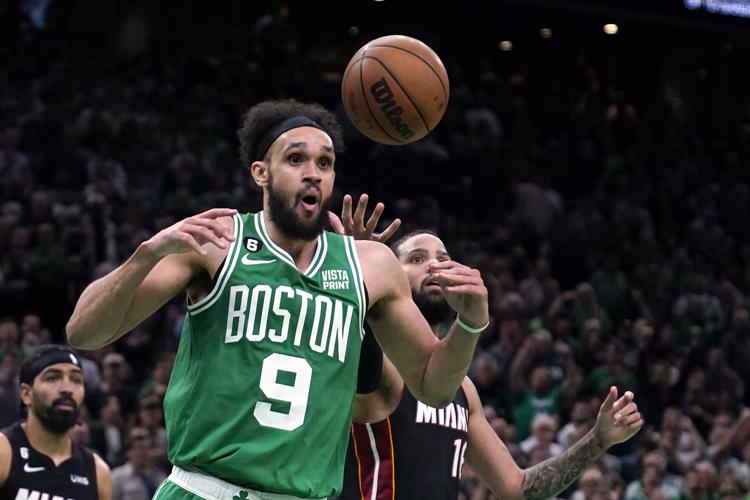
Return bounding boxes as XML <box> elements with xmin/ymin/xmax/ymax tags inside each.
<box><xmin>283</xmin><ymin>142</ymin><xmax>308</xmax><ymax>152</ymax></box>
<box><xmin>284</xmin><ymin>143</ymin><xmax>334</xmax><ymax>156</ymax></box>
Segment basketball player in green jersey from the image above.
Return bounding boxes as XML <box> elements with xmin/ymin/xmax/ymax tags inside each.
<box><xmin>66</xmin><ymin>99</ymin><xmax>489</xmax><ymax>500</ymax></box>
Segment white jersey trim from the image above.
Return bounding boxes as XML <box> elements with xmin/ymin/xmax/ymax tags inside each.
<box><xmin>343</xmin><ymin>236</ymin><xmax>366</xmax><ymax>340</ymax></box>
<box><xmin>255</xmin><ymin>211</ymin><xmax>327</xmax><ymax>277</ymax></box>
<box><xmin>188</xmin><ymin>213</ymin><xmax>243</xmax><ymax>315</ymax></box>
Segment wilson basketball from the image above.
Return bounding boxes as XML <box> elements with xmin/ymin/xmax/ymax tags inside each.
<box><xmin>341</xmin><ymin>35</ymin><xmax>449</xmax><ymax>145</ymax></box>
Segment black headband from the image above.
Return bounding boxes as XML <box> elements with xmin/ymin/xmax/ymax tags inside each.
<box><xmin>20</xmin><ymin>346</ymin><xmax>81</xmax><ymax>385</ymax></box>
<box><xmin>256</xmin><ymin>116</ymin><xmax>328</xmax><ymax>161</ymax></box>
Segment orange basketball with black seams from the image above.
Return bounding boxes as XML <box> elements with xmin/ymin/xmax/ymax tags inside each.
<box><xmin>341</xmin><ymin>35</ymin><xmax>449</xmax><ymax>145</ymax></box>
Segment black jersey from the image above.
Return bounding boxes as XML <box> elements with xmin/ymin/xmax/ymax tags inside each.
<box><xmin>0</xmin><ymin>423</ymin><xmax>98</xmax><ymax>500</ymax></box>
<box><xmin>339</xmin><ymin>385</ymin><xmax>470</xmax><ymax>500</ymax></box>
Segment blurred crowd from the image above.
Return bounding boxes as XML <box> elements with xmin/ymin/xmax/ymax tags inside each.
<box><xmin>2</xmin><ymin>2</ymin><xmax>750</xmax><ymax>499</ymax></box>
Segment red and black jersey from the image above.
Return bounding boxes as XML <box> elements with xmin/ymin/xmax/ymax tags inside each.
<box><xmin>0</xmin><ymin>423</ymin><xmax>98</xmax><ymax>500</ymax></box>
<box><xmin>339</xmin><ymin>386</ymin><xmax>469</xmax><ymax>500</ymax></box>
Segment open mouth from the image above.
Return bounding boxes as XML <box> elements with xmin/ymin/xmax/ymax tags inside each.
<box><xmin>53</xmin><ymin>402</ymin><xmax>76</xmax><ymax>412</ymax></box>
<box><xmin>422</xmin><ymin>277</ymin><xmax>442</xmax><ymax>292</ymax></box>
<box><xmin>299</xmin><ymin>188</ymin><xmax>321</xmax><ymax>212</ymax></box>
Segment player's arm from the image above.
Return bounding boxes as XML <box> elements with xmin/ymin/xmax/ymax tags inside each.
<box><xmin>94</xmin><ymin>453</ymin><xmax>112</xmax><ymax>500</ymax></box>
<box><xmin>66</xmin><ymin>208</ymin><xmax>236</xmax><ymax>350</ymax></box>
<box><xmin>0</xmin><ymin>433</ymin><xmax>10</xmax><ymax>488</ymax></box>
<box><xmin>360</xmin><ymin>241</ymin><xmax>488</xmax><ymax>407</ymax></box>
<box><xmin>468</xmin><ymin>383</ymin><xmax>644</xmax><ymax>500</ymax></box>
<box><xmin>352</xmin><ymin>356</ymin><xmax>404</xmax><ymax>423</ymax></box>
<box><xmin>463</xmin><ymin>377</ymin><xmax>525</xmax><ymax>498</ymax></box>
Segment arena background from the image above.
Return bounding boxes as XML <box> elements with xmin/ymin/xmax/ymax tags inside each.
<box><xmin>2</xmin><ymin>0</ymin><xmax>750</xmax><ymax>497</ymax></box>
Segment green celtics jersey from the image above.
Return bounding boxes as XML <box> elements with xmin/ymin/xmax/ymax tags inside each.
<box><xmin>164</xmin><ymin>211</ymin><xmax>366</xmax><ymax>498</ymax></box>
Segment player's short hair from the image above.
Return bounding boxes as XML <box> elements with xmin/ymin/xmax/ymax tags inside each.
<box><xmin>390</xmin><ymin>229</ymin><xmax>440</xmax><ymax>257</ymax></box>
<box><xmin>237</xmin><ymin>99</ymin><xmax>345</xmax><ymax>167</ymax></box>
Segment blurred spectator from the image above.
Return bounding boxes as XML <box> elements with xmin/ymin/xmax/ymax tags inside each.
<box><xmin>111</xmin><ymin>427</ymin><xmax>167</xmax><ymax>500</ymax></box>
<box><xmin>570</xmin><ymin>467</ymin><xmax>607</xmax><ymax>500</ymax></box>
<box><xmin>520</xmin><ymin>414</ymin><xmax>565</xmax><ymax>457</ymax></box>
<box><xmin>100</xmin><ymin>352</ymin><xmax>138</xmax><ymax>416</ymax></box>
<box><xmin>624</xmin><ymin>462</ymin><xmax>680</xmax><ymax>500</ymax></box>
<box><xmin>558</xmin><ymin>399</ymin><xmax>596</xmax><ymax>449</ymax></box>
<box><xmin>136</xmin><ymin>395</ymin><xmax>168</xmax><ymax>474</ymax></box>
<box><xmin>672</xmin><ymin>274</ymin><xmax>723</xmax><ymax>347</ymax></box>
<box><xmin>587</xmin><ymin>340</ymin><xmax>637</xmax><ymax>398</ymax></box>
<box><xmin>90</xmin><ymin>395</ymin><xmax>126</xmax><ymax>467</ymax></box>
<box><xmin>0</xmin><ymin>350</ymin><xmax>21</xmax><ymax>427</ymax></box>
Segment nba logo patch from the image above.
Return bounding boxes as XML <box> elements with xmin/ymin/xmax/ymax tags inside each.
<box><xmin>244</xmin><ymin>238</ymin><xmax>262</xmax><ymax>253</ymax></box>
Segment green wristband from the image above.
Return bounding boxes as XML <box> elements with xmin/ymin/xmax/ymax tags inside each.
<box><xmin>455</xmin><ymin>316</ymin><xmax>489</xmax><ymax>334</ymax></box>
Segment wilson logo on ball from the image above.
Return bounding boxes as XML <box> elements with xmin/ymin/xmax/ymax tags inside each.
<box><xmin>370</xmin><ymin>77</ymin><xmax>415</xmax><ymax>140</ymax></box>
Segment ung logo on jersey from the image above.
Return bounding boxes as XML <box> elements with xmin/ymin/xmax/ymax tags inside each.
<box><xmin>321</xmin><ymin>269</ymin><xmax>350</xmax><ymax>290</ymax></box>
<box><xmin>225</xmin><ymin>284</ymin><xmax>355</xmax><ymax>363</ymax></box>
<box><xmin>13</xmin><ymin>489</ymin><xmax>74</xmax><ymax>500</ymax></box>
<box><xmin>70</xmin><ymin>474</ymin><xmax>89</xmax><ymax>485</ymax></box>
<box><xmin>415</xmin><ymin>401</ymin><xmax>469</xmax><ymax>431</ymax></box>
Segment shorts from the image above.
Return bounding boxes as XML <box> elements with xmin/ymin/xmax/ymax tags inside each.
<box><xmin>153</xmin><ymin>466</ymin><xmax>326</xmax><ymax>500</ymax></box>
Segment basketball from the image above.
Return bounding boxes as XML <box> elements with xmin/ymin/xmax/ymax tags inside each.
<box><xmin>341</xmin><ymin>35</ymin><xmax>449</xmax><ymax>145</ymax></box>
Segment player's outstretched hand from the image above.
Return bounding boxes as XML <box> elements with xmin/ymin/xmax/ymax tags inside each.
<box><xmin>594</xmin><ymin>386</ymin><xmax>644</xmax><ymax>449</ymax></box>
<box><xmin>145</xmin><ymin>208</ymin><xmax>237</xmax><ymax>258</ymax></box>
<box><xmin>428</xmin><ymin>260</ymin><xmax>489</xmax><ymax>330</ymax></box>
<box><xmin>329</xmin><ymin>193</ymin><xmax>401</xmax><ymax>243</ymax></box>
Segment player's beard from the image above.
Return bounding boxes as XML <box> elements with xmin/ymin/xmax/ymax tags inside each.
<box><xmin>267</xmin><ymin>176</ymin><xmax>331</xmax><ymax>241</ymax></box>
<box><xmin>31</xmin><ymin>394</ymin><xmax>80</xmax><ymax>434</ymax></box>
<box><xmin>413</xmin><ymin>289</ymin><xmax>454</xmax><ymax>328</ymax></box>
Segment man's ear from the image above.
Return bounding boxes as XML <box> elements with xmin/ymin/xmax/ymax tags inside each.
<box><xmin>251</xmin><ymin>160</ymin><xmax>269</xmax><ymax>187</ymax></box>
<box><xmin>19</xmin><ymin>383</ymin><xmax>32</xmax><ymax>408</ymax></box>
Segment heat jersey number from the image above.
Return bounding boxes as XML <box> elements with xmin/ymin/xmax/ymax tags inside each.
<box><xmin>452</xmin><ymin>438</ymin><xmax>467</xmax><ymax>478</ymax></box>
<box><xmin>254</xmin><ymin>353</ymin><xmax>312</xmax><ymax>431</ymax></box>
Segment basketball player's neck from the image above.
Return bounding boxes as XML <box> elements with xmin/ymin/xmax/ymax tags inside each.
<box><xmin>22</xmin><ymin>417</ymin><xmax>72</xmax><ymax>464</ymax></box>
<box><xmin>263</xmin><ymin>212</ymin><xmax>319</xmax><ymax>272</ymax></box>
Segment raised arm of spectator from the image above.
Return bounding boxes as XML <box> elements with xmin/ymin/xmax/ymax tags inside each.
<box><xmin>546</xmin><ymin>290</ymin><xmax>576</xmax><ymax>323</ymax></box>
<box><xmin>710</xmin><ymin>408</ymin><xmax>750</xmax><ymax>459</ymax></box>
<box><xmin>510</xmin><ymin>339</ymin><xmax>533</xmax><ymax>395</ymax></box>
<box><xmin>558</xmin><ymin>342</ymin><xmax>583</xmax><ymax>401</ymax></box>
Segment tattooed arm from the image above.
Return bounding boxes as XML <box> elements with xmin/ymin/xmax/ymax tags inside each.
<box><xmin>520</xmin><ymin>429</ymin><xmax>604</xmax><ymax>499</ymax></box>
<box><xmin>465</xmin><ymin>383</ymin><xmax>643</xmax><ymax>500</ymax></box>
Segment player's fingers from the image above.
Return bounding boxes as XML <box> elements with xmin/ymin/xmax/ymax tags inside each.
<box><xmin>432</xmin><ymin>272</ymin><xmax>483</xmax><ymax>286</ymax></box>
<box><xmin>186</xmin><ymin>225</ymin><xmax>228</xmax><ymax>249</ymax></box>
<box><xmin>600</xmin><ymin>386</ymin><xmax>618</xmax><ymax>413</ymax></box>
<box><xmin>615</xmin><ymin>402</ymin><xmax>639</xmax><ymax>420</ymax></box>
<box><xmin>197</xmin><ymin>207</ymin><xmax>237</xmax><ymax>219</ymax></box>
<box><xmin>376</xmin><ymin>218</ymin><xmax>401</xmax><ymax>244</ymax></box>
<box><xmin>342</xmin><ymin>195</ymin><xmax>354</xmax><ymax>231</ymax></box>
<box><xmin>328</xmin><ymin>211</ymin><xmax>346</xmax><ymax>235</ymax></box>
<box><xmin>177</xmin><ymin>232</ymin><xmax>208</xmax><ymax>256</ymax></box>
<box><xmin>431</xmin><ymin>267</ymin><xmax>480</xmax><ymax>279</ymax></box>
<box><xmin>612</xmin><ymin>391</ymin><xmax>634</xmax><ymax>414</ymax></box>
<box><xmin>353</xmin><ymin>194</ymin><xmax>369</xmax><ymax>227</ymax></box>
<box><xmin>365</xmin><ymin>203</ymin><xmax>385</xmax><ymax>234</ymax></box>
<box><xmin>620</xmin><ymin>412</ymin><xmax>643</xmax><ymax>427</ymax></box>
<box><xmin>429</xmin><ymin>260</ymin><xmax>471</xmax><ymax>271</ymax></box>
<box><xmin>188</xmin><ymin>217</ymin><xmax>235</xmax><ymax>240</ymax></box>
<box><xmin>441</xmin><ymin>284</ymin><xmax>487</xmax><ymax>294</ymax></box>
